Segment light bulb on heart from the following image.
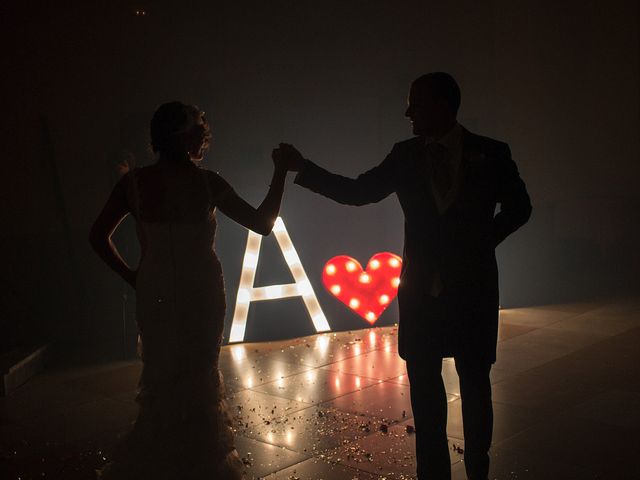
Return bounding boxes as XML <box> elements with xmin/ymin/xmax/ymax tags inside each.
<box><xmin>322</xmin><ymin>252</ymin><xmax>402</xmax><ymax>324</ymax></box>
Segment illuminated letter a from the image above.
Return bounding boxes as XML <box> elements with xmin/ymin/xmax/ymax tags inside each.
<box><xmin>228</xmin><ymin>217</ymin><xmax>331</xmax><ymax>343</ymax></box>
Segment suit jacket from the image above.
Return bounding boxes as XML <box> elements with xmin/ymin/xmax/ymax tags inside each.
<box><xmin>294</xmin><ymin>127</ymin><xmax>532</xmax><ymax>363</ymax></box>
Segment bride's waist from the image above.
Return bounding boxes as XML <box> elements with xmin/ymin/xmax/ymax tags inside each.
<box><xmin>138</xmin><ymin>252</ymin><xmax>222</xmax><ymax>274</ymax></box>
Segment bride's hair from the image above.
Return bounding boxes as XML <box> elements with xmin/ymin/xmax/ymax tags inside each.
<box><xmin>150</xmin><ymin>101</ymin><xmax>211</xmax><ymax>158</ymax></box>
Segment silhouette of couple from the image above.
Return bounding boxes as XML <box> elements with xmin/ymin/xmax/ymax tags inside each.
<box><xmin>91</xmin><ymin>72</ymin><xmax>531</xmax><ymax>480</ymax></box>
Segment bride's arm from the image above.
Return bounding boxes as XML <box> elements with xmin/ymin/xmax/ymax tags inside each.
<box><xmin>89</xmin><ymin>177</ymin><xmax>137</xmax><ymax>288</ymax></box>
<box><xmin>215</xmin><ymin>151</ymin><xmax>288</xmax><ymax>235</ymax></box>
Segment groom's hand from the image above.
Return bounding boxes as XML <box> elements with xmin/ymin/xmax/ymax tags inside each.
<box><xmin>278</xmin><ymin>143</ymin><xmax>307</xmax><ymax>172</ymax></box>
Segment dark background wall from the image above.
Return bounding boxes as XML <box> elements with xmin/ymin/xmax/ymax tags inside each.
<box><xmin>2</xmin><ymin>0</ymin><xmax>638</xmax><ymax>357</ymax></box>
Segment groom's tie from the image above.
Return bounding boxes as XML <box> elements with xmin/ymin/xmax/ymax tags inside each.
<box><xmin>426</xmin><ymin>141</ymin><xmax>453</xmax><ymax>199</ymax></box>
<box><xmin>423</xmin><ymin>141</ymin><xmax>453</xmax><ymax>298</ymax></box>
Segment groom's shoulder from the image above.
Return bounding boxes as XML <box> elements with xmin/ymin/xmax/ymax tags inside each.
<box><xmin>464</xmin><ymin>129</ymin><xmax>509</xmax><ymax>149</ymax></box>
<box><xmin>391</xmin><ymin>136</ymin><xmax>423</xmax><ymax>153</ymax></box>
<box><xmin>480</xmin><ymin>135</ymin><xmax>509</xmax><ymax>152</ymax></box>
<box><xmin>394</xmin><ymin>136</ymin><xmax>423</xmax><ymax>147</ymax></box>
<box><xmin>465</xmin><ymin>129</ymin><xmax>510</xmax><ymax>156</ymax></box>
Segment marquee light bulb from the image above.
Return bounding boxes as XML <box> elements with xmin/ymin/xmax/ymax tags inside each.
<box><xmin>243</xmin><ymin>253</ymin><xmax>258</xmax><ymax>270</ymax></box>
<box><xmin>272</xmin><ymin>217</ymin><xmax>286</xmax><ymax>233</ymax></box>
<box><xmin>359</xmin><ymin>273</ymin><xmax>371</xmax><ymax>284</ymax></box>
<box><xmin>296</xmin><ymin>280</ymin><xmax>313</xmax><ymax>296</ymax></box>
<box><xmin>325</xmin><ymin>264</ymin><xmax>337</xmax><ymax>275</ymax></box>
<box><xmin>265</xmin><ymin>285</ymin><xmax>284</xmax><ymax>298</ymax></box>
<box><xmin>349</xmin><ymin>298</ymin><xmax>360</xmax><ymax>309</ymax></box>
<box><xmin>330</xmin><ymin>284</ymin><xmax>341</xmax><ymax>295</ymax></box>
<box><xmin>312</xmin><ymin>313</ymin><xmax>327</xmax><ymax>326</ymax></box>
<box><xmin>366</xmin><ymin>311</ymin><xmax>376</xmax><ymax>322</ymax></box>
<box><xmin>237</xmin><ymin>288</ymin><xmax>250</xmax><ymax>304</ymax></box>
<box><xmin>379</xmin><ymin>294</ymin><xmax>390</xmax><ymax>305</ymax></box>
<box><xmin>389</xmin><ymin>258</ymin><xmax>400</xmax><ymax>268</ymax></box>
<box><xmin>370</xmin><ymin>259</ymin><xmax>380</xmax><ymax>269</ymax></box>
<box><xmin>392</xmin><ymin>277</ymin><xmax>400</xmax><ymax>288</ymax></box>
<box><xmin>283</xmin><ymin>248</ymin><xmax>301</xmax><ymax>266</ymax></box>
<box><xmin>346</xmin><ymin>261</ymin><xmax>357</xmax><ymax>272</ymax></box>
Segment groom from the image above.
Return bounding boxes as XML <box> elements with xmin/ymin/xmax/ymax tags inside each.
<box><xmin>279</xmin><ymin>72</ymin><xmax>531</xmax><ymax>479</ymax></box>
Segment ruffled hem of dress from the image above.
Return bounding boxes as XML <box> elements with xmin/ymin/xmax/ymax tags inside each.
<box><xmin>97</xmin><ymin>369</ymin><xmax>243</xmax><ymax>479</ymax></box>
<box><xmin>97</xmin><ymin>446</ymin><xmax>245</xmax><ymax>480</ymax></box>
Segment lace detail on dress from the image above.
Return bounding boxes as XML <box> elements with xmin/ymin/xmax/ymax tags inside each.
<box><xmin>98</xmin><ymin>164</ymin><xmax>245</xmax><ymax>479</ymax></box>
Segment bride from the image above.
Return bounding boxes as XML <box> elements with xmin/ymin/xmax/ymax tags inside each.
<box><xmin>89</xmin><ymin>101</ymin><xmax>289</xmax><ymax>479</ymax></box>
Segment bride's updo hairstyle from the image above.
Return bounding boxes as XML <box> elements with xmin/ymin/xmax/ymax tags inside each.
<box><xmin>150</xmin><ymin>101</ymin><xmax>211</xmax><ymax>160</ymax></box>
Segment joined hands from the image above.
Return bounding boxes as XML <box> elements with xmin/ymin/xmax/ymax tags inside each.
<box><xmin>272</xmin><ymin>143</ymin><xmax>306</xmax><ymax>172</ymax></box>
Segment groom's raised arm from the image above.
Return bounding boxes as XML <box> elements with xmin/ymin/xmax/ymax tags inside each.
<box><xmin>293</xmin><ymin>146</ymin><xmax>400</xmax><ymax>206</ymax></box>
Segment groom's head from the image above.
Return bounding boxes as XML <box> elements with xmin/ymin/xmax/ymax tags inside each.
<box><xmin>405</xmin><ymin>72</ymin><xmax>460</xmax><ymax>137</ymax></box>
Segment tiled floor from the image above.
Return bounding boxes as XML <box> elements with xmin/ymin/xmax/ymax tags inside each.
<box><xmin>2</xmin><ymin>297</ymin><xmax>640</xmax><ymax>479</ymax></box>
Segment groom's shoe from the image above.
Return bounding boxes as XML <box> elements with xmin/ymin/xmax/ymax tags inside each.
<box><xmin>463</xmin><ymin>450</ymin><xmax>489</xmax><ymax>480</ymax></box>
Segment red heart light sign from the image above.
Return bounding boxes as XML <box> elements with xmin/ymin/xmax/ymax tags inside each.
<box><xmin>322</xmin><ymin>252</ymin><xmax>402</xmax><ymax>324</ymax></box>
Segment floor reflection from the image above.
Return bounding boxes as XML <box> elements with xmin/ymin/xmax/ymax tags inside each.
<box><xmin>2</xmin><ymin>300</ymin><xmax>640</xmax><ymax>479</ymax></box>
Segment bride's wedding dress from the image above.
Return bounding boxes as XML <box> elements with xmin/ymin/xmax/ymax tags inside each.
<box><xmin>99</xmin><ymin>161</ymin><xmax>245</xmax><ymax>479</ymax></box>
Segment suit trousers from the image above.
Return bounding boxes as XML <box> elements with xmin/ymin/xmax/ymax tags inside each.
<box><xmin>406</xmin><ymin>353</ymin><xmax>493</xmax><ymax>480</ymax></box>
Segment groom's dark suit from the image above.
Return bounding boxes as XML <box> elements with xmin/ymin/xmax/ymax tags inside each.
<box><xmin>294</xmin><ymin>126</ymin><xmax>531</xmax><ymax>479</ymax></box>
